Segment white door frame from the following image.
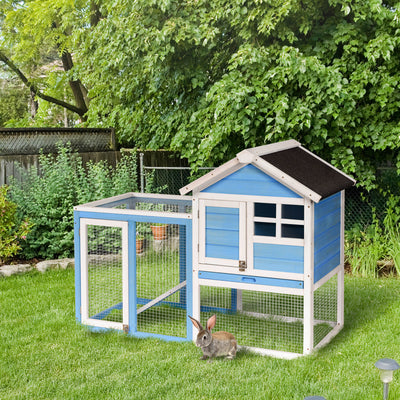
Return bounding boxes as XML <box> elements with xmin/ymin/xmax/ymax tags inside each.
<box><xmin>198</xmin><ymin>199</ymin><xmax>247</xmax><ymax>268</ymax></box>
<box><xmin>80</xmin><ymin>218</ymin><xmax>129</xmax><ymax>331</ymax></box>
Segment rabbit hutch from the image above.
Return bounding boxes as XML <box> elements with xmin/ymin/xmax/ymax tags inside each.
<box><xmin>74</xmin><ymin>139</ymin><xmax>355</xmax><ymax>359</ymax></box>
<box><xmin>180</xmin><ymin>139</ymin><xmax>355</xmax><ymax>358</ymax></box>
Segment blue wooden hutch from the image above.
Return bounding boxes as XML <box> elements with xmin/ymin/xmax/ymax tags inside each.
<box><xmin>180</xmin><ymin>139</ymin><xmax>355</xmax><ymax>358</ymax></box>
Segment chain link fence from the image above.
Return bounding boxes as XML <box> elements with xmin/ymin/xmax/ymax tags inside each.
<box><xmin>140</xmin><ymin>163</ymin><xmax>395</xmax><ymax>231</ymax></box>
<box><xmin>0</xmin><ymin>128</ymin><xmax>116</xmax><ymax>155</ymax></box>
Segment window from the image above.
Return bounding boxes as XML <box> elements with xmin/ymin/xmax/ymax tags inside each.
<box><xmin>254</xmin><ymin>203</ymin><xmax>304</xmax><ymax>241</ymax></box>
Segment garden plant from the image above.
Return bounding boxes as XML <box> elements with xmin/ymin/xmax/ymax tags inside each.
<box><xmin>6</xmin><ymin>144</ymin><xmax>153</xmax><ymax>260</ymax></box>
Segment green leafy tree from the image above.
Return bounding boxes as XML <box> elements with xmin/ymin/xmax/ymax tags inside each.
<box><xmin>2</xmin><ymin>0</ymin><xmax>400</xmax><ymax>189</ymax></box>
<box><xmin>0</xmin><ymin>76</ymin><xmax>29</xmax><ymax>126</ymax></box>
<box><xmin>80</xmin><ymin>0</ymin><xmax>400</xmax><ymax>189</ymax></box>
<box><xmin>0</xmin><ymin>0</ymin><xmax>103</xmax><ymax>123</ymax></box>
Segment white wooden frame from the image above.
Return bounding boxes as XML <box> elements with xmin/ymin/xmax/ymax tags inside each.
<box><xmin>80</xmin><ymin>218</ymin><xmax>129</xmax><ymax>331</ymax></box>
<box><xmin>303</xmin><ymin>198</ymin><xmax>314</xmax><ymax>354</ymax></box>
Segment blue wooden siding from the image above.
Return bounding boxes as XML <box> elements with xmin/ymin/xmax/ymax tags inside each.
<box><xmin>205</xmin><ymin>206</ymin><xmax>239</xmax><ymax>260</ymax></box>
<box><xmin>202</xmin><ymin>164</ymin><xmax>301</xmax><ymax>198</ymax></box>
<box><xmin>253</xmin><ymin>243</ymin><xmax>304</xmax><ymax>274</ymax></box>
<box><xmin>314</xmin><ymin>192</ymin><xmax>341</xmax><ymax>282</ymax></box>
<box><xmin>199</xmin><ymin>271</ymin><xmax>304</xmax><ymax>289</ymax></box>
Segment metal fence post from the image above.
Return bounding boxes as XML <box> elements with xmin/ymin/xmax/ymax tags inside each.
<box><xmin>139</xmin><ymin>153</ymin><xmax>144</xmax><ymax>193</ymax></box>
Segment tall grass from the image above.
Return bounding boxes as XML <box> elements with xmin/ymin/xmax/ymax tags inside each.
<box><xmin>346</xmin><ymin>197</ymin><xmax>400</xmax><ymax>277</ymax></box>
<box><xmin>1</xmin><ymin>269</ymin><xmax>399</xmax><ymax>400</ymax></box>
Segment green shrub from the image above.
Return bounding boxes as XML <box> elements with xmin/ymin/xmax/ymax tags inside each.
<box><xmin>0</xmin><ymin>185</ymin><xmax>32</xmax><ymax>262</ymax></box>
<box><xmin>9</xmin><ymin>144</ymin><xmax>143</xmax><ymax>260</ymax></box>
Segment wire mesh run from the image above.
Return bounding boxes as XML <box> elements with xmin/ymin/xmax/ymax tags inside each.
<box><xmin>87</xmin><ymin>225</ymin><xmax>123</xmax><ymax>323</ymax></box>
<box><xmin>314</xmin><ymin>275</ymin><xmax>338</xmax><ymax>347</ymax></box>
<box><xmin>98</xmin><ymin>195</ymin><xmax>192</xmax><ymax>215</ymax></box>
<box><xmin>199</xmin><ymin>286</ymin><xmax>305</xmax><ymax>354</ymax></box>
<box><xmin>136</xmin><ymin>222</ymin><xmax>187</xmax><ymax>338</ymax></box>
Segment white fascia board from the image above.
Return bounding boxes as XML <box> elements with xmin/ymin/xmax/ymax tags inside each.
<box><xmin>179</xmin><ymin>157</ymin><xmax>242</xmax><ymax>195</ymax></box>
<box><xmin>236</xmin><ymin>149</ymin><xmax>257</xmax><ymax>164</ymax></box>
<box><xmin>248</xmin><ymin>139</ymin><xmax>300</xmax><ymax>157</ymax></box>
<box><xmin>252</xmin><ymin>157</ymin><xmax>322</xmax><ymax>203</ymax></box>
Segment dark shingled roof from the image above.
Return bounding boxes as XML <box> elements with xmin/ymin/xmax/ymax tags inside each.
<box><xmin>262</xmin><ymin>147</ymin><xmax>355</xmax><ymax>200</ymax></box>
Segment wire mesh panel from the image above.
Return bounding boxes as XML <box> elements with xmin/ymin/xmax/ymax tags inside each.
<box><xmin>314</xmin><ymin>275</ymin><xmax>338</xmax><ymax>347</ymax></box>
<box><xmin>80</xmin><ymin>219</ymin><xmax>128</xmax><ymax>330</ymax></box>
<box><xmin>199</xmin><ymin>286</ymin><xmax>304</xmax><ymax>354</ymax></box>
<box><xmin>143</xmin><ymin>167</ymin><xmax>213</xmax><ymax>195</ymax></box>
<box><xmin>136</xmin><ymin>222</ymin><xmax>187</xmax><ymax>338</ymax></box>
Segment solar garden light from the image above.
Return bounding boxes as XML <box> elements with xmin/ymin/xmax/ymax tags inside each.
<box><xmin>375</xmin><ymin>358</ymin><xmax>400</xmax><ymax>399</ymax></box>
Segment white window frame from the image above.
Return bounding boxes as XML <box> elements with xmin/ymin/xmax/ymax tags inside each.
<box><xmin>250</xmin><ymin>201</ymin><xmax>305</xmax><ymax>245</ymax></box>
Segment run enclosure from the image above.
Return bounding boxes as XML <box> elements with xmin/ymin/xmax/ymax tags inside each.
<box><xmin>74</xmin><ymin>193</ymin><xmax>194</xmax><ymax>341</ymax></box>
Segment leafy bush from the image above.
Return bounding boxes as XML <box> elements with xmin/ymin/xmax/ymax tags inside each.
<box><xmin>9</xmin><ymin>144</ymin><xmax>143</xmax><ymax>260</ymax></box>
<box><xmin>0</xmin><ymin>186</ymin><xmax>32</xmax><ymax>262</ymax></box>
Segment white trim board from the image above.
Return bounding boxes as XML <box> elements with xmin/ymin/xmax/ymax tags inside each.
<box><xmin>74</xmin><ymin>206</ymin><xmax>192</xmax><ymax>220</ymax></box>
<box><xmin>237</xmin><ymin>345</ymin><xmax>302</xmax><ymax>359</ymax></box>
<box><xmin>198</xmin><ymin>279</ymin><xmax>304</xmax><ymax>296</ymax></box>
<box><xmin>78</xmin><ymin>192</ymin><xmax>191</xmax><ymax>208</ymax></box>
<box><xmin>80</xmin><ymin>218</ymin><xmax>129</xmax><ymax>331</ymax></box>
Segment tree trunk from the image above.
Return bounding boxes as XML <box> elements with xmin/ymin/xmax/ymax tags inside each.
<box><xmin>60</xmin><ymin>51</ymin><xmax>89</xmax><ymax>115</ymax></box>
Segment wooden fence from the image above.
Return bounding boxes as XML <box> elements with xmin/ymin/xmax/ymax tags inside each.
<box><xmin>0</xmin><ymin>128</ymin><xmax>188</xmax><ymax>186</ymax></box>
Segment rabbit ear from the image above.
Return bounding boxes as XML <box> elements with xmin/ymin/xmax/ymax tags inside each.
<box><xmin>206</xmin><ymin>314</ymin><xmax>216</xmax><ymax>331</ymax></box>
<box><xmin>188</xmin><ymin>315</ymin><xmax>204</xmax><ymax>331</ymax></box>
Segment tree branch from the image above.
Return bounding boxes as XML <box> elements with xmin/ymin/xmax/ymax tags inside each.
<box><xmin>0</xmin><ymin>50</ymin><xmax>87</xmax><ymax>118</ymax></box>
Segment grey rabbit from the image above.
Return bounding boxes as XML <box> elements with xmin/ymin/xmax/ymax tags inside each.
<box><xmin>189</xmin><ymin>314</ymin><xmax>237</xmax><ymax>362</ymax></box>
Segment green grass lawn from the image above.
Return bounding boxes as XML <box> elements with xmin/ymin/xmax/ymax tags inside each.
<box><xmin>0</xmin><ymin>269</ymin><xmax>399</xmax><ymax>400</ymax></box>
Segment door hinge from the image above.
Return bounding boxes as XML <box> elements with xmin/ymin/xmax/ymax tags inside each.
<box><xmin>123</xmin><ymin>324</ymin><xmax>129</xmax><ymax>334</ymax></box>
<box><xmin>239</xmin><ymin>260</ymin><xmax>246</xmax><ymax>272</ymax></box>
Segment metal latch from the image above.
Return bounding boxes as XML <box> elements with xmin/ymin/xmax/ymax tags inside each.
<box><xmin>239</xmin><ymin>260</ymin><xmax>246</xmax><ymax>272</ymax></box>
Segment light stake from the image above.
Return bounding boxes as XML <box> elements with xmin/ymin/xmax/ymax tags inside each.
<box><xmin>375</xmin><ymin>358</ymin><xmax>400</xmax><ymax>399</ymax></box>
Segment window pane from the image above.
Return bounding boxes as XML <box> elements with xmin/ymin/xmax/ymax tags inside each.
<box><xmin>254</xmin><ymin>222</ymin><xmax>276</xmax><ymax>237</ymax></box>
<box><xmin>282</xmin><ymin>224</ymin><xmax>304</xmax><ymax>239</ymax></box>
<box><xmin>282</xmin><ymin>205</ymin><xmax>304</xmax><ymax>220</ymax></box>
<box><xmin>254</xmin><ymin>203</ymin><xmax>276</xmax><ymax>218</ymax></box>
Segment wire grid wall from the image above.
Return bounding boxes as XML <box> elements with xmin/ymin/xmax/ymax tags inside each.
<box><xmin>314</xmin><ymin>275</ymin><xmax>338</xmax><ymax>347</ymax></box>
<box><xmin>87</xmin><ymin>224</ymin><xmax>123</xmax><ymax>323</ymax></box>
<box><xmin>136</xmin><ymin>222</ymin><xmax>187</xmax><ymax>338</ymax></box>
<box><xmin>199</xmin><ymin>286</ymin><xmax>305</xmax><ymax>354</ymax></box>
<box><xmin>141</xmin><ymin>165</ymin><xmax>213</xmax><ymax>195</ymax></box>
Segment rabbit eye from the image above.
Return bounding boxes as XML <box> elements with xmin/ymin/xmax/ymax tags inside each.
<box><xmin>203</xmin><ymin>335</ymin><xmax>207</xmax><ymax>340</ymax></box>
